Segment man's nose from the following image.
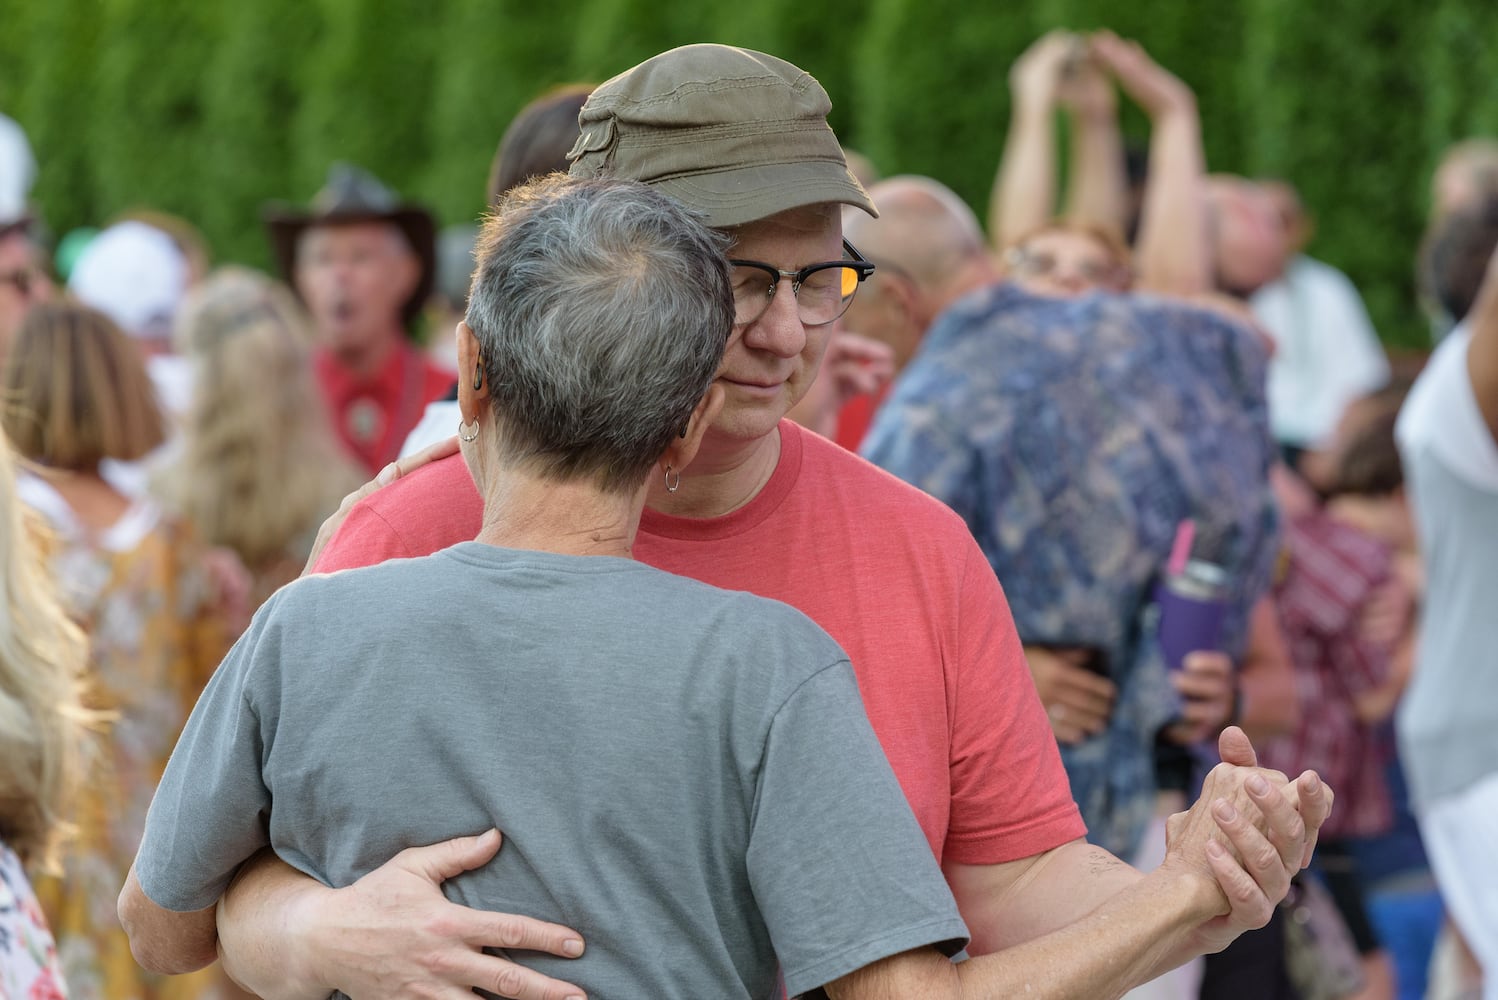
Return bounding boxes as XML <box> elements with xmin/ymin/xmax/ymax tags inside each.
<box><xmin>741</xmin><ymin>279</ymin><xmax>807</xmax><ymax>358</ymax></box>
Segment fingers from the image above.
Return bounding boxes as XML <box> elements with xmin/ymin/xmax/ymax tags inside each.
<box><xmin>1056</xmin><ymin>670</ymin><xmax>1115</xmax><ymax>714</ymax></box>
<box><xmin>1211</xmin><ymin>794</ymin><xmax>1291</xmax><ymax>915</ymax></box>
<box><xmin>1054</xmin><ymin>659</ymin><xmax>1116</xmax><ymax>701</ymax></box>
<box><xmin>1048</xmin><ymin>660</ymin><xmax>1115</xmax><ymax>739</ymax></box>
<box><xmin>1047</xmin><ymin>703</ymin><xmax>1098</xmax><ymax>745</ymax></box>
<box><xmin>1245</xmin><ymin>773</ymin><xmax>1306</xmax><ymax>875</ymax></box>
<box><xmin>1203</xmin><ymin>837</ymin><xmax>1273</xmax><ymax>930</ymax></box>
<box><xmin>1293</xmin><ymin>771</ymin><xmax>1331</xmax><ymax>868</ymax></box>
<box><xmin>1217</xmin><ymin>725</ymin><xmax>1257</xmax><ymax>768</ymax></box>
<box><xmin>397</xmin><ymin>829</ymin><xmax>505</xmax><ymax>884</ymax></box>
<box><xmin>402</xmin><ymin>434</ymin><xmax>463</xmax><ymax>474</ymax></box>
<box><xmin>826</xmin><ymin>334</ymin><xmax>895</xmax><ymax>402</ymax></box>
<box><xmin>484</xmin><ymin>959</ymin><xmax>587</xmax><ymax>1000</ymax></box>
<box><xmin>430</xmin><ymin>953</ymin><xmax>586</xmax><ymax>1000</ymax></box>
<box><xmin>1012</xmin><ymin>31</ymin><xmax>1080</xmax><ymax>96</ymax></box>
<box><xmin>1171</xmin><ymin>655</ymin><xmax>1235</xmax><ymax>740</ymax></box>
<box><xmin>462</xmin><ymin>910</ymin><xmax>586</xmax><ymax>959</ymax></box>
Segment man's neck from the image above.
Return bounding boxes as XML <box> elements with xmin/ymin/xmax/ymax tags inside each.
<box><xmin>330</xmin><ymin>328</ymin><xmax>404</xmax><ymax>382</ymax></box>
<box><xmin>474</xmin><ymin>466</ymin><xmax>642</xmax><ymax>559</ymax></box>
<box><xmin>645</xmin><ymin>425</ymin><xmax>782</xmax><ymax>520</ymax></box>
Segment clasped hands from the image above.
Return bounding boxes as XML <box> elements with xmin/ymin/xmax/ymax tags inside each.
<box><xmin>1163</xmin><ymin>726</ymin><xmax>1333</xmax><ymax>950</ymax></box>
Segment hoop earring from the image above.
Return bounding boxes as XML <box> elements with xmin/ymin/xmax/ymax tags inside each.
<box><xmin>473</xmin><ymin>362</ymin><xmax>484</xmax><ymax>391</ymax></box>
<box><xmin>458</xmin><ymin>418</ymin><xmax>480</xmax><ymax>443</ymax></box>
<box><xmin>663</xmin><ymin>464</ymin><xmax>681</xmax><ymax>494</ymax></box>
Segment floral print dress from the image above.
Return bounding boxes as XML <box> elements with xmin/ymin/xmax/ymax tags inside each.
<box><xmin>17</xmin><ymin>474</ymin><xmax>232</xmax><ymax>1000</ymax></box>
<box><xmin>1</xmin><ymin>842</ymin><xmax>67</xmax><ymax>1000</ymax></box>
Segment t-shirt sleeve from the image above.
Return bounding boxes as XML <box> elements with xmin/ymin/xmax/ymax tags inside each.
<box><xmin>311</xmin><ymin>500</ymin><xmax>414</xmax><ymax>573</ymax></box>
<box><xmin>942</xmin><ymin>540</ymin><xmax>1086</xmax><ymax>864</ymax></box>
<box><xmin>747</xmin><ymin>660</ymin><xmax>969</xmax><ymax>998</ymax></box>
<box><xmin>133</xmin><ymin>605</ymin><xmax>278</xmax><ymax>912</ymax></box>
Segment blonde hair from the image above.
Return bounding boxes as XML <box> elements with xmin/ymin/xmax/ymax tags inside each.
<box><xmin>0</xmin><ymin>430</ymin><xmax>89</xmax><ymax>869</ymax></box>
<box><xmin>155</xmin><ymin>268</ymin><xmax>359</xmax><ymax>568</ymax></box>
<box><xmin>1</xmin><ymin>302</ymin><xmax>167</xmax><ymax>469</ymax></box>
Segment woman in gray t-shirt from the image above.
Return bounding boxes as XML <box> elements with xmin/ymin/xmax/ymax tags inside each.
<box><xmin>120</xmin><ymin>176</ymin><xmax>965</xmax><ymax>999</ymax></box>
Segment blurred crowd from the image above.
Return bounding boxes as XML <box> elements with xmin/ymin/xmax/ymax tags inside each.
<box><xmin>2</xmin><ymin>28</ymin><xmax>1497</xmax><ymax>1000</ymax></box>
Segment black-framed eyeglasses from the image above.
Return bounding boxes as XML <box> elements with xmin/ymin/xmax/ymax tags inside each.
<box><xmin>727</xmin><ymin>239</ymin><xmax>876</xmax><ymax>328</ymax></box>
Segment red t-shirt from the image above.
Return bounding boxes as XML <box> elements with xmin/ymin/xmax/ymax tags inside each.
<box><xmin>315</xmin><ymin>342</ymin><xmax>454</xmax><ymax>475</ymax></box>
<box><xmin>314</xmin><ymin>420</ymin><xmax>1084</xmax><ymax>865</ymax></box>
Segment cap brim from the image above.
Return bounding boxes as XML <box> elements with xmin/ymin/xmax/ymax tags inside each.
<box><xmin>649</xmin><ymin>161</ymin><xmax>878</xmax><ymax>229</ymax></box>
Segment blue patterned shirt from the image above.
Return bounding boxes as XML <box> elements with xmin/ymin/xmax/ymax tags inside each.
<box><xmin>864</xmin><ymin>283</ymin><xmax>1280</xmax><ymax>857</ymax></box>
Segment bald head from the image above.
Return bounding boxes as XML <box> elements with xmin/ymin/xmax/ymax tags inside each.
<box><xmin>1206</xmin><ymin>175</ymin><xmax>1289</xmax><ymax>299</ymax></box>
<box><xmin>1434</xmin><ymin>139</ymin><xmax>1498</xmax><ymax>220</ymax></box>
<box><xmin>839</xmin><ymin>176</ymin><xmax>996</xmax><ymax>371</ymax></box>
<box><xmin>845</xmin><ymin>176</ymin><xmax>991</xmax><ymax>302</ymax></box>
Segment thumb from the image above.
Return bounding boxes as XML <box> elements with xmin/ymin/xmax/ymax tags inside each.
<box><xmin>1218</xmin><ymin>725</ymin><xmax>1257</xmax><ymax>768</ymax></box>
<box><xmin>397</xmin><ymin>828</ymin><xmax>504</xmax><ymax>884</ymax></box>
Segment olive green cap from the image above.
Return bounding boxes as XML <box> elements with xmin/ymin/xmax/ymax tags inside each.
<box><xmin>568</xmin><ymin>44</ymin><xmax>876</xmax><ymax>228</ymax></box>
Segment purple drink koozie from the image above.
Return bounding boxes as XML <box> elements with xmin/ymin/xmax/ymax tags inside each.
<box><xmin>1155</xmin><ymin>560</ymin><xmax>1229</xmax><ymax>672</ymax></box>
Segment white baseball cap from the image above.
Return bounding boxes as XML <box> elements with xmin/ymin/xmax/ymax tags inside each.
<box><xmin>0</xmin><ymin>113</ymin><xmax>37</xmax><ymax>229</ymax></box>
<box><xmin>69</xmin><ymin>221</ymin><xmax>189</xmax><ymax>340</ymax></box>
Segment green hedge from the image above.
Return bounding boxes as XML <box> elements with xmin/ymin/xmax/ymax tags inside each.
<box><xmin>4</xmin><ymin>1</ymin><xmax>1495</xmax><ymax>348</ymax></box>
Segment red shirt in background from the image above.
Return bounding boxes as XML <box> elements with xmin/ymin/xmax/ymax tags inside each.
<box><xmin>834</xmin><ymin>384</ymin><xmax>890</xmax><ymax>453</ymax></box>
<box><xmin>315</xmin><ymin>342</ymin><xmax>453</xmax><ymax>475</ymax></box>
<box><xmin>313</xmin><ymin>419</ymin><xmax>1084</xmax><ymax>865</ymax></box>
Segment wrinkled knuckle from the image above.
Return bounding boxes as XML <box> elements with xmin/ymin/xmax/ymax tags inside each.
<box><xmin>493</xmin><ymin>965</ymin><xmax>526</xmax><ymax>998</ymax></box>
<box><xmin>422</xmin><ymin>947</ymin><xmax>459</xmax><ymax>978</ymax></box>
<box><xmin>497</xmin><ymin>916</ymin><xmax>529</xmax><ymax>949</ymax></box>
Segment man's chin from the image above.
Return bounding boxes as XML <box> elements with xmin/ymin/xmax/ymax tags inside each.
<box><xmin>710</xmin><ymin>398</ymin><xmax>792</xmax><ymax>445</ymax></box>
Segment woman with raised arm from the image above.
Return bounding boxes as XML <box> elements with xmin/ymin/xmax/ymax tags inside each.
<box><xmin>991</xmin><ymin>31</ymin><xmax>1211</xmax><ymax>300</ymax></box>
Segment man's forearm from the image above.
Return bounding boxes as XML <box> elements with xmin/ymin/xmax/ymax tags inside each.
<box><xmin>829</xmin><ymin>863</ymin><xmax>1218</xmax><ymax>1000</ymax></box>
<box><xmin>216</xmin><ymin>851</ymin><xmax>332</xmax><ymax>1000</ymax></box>
<box><xmin>118</xmin><ymin>864</ymin><xmax>220</xmax><ymax>975</ymax></box>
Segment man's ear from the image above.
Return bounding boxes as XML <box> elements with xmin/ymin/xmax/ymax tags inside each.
<box><xmin>660</xmin><ymin>383</ymin><xmax>725</xmax><ymax>474</ymax></box>
<box><xmin>455</xmin><ymin>321</ymin><xmax>487</xmax><ymax>421</ymax></box>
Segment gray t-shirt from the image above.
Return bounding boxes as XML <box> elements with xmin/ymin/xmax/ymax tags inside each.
<box><xmin>136</xmin><ymin>542</ymin><xmax>967</xmax><ymax>998</ymax></box>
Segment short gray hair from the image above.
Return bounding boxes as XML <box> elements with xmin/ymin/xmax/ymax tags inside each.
<box><xmin>466</xmin><ymin>175</ymin><xmax>733</xmax><ymax>493</ymax></box>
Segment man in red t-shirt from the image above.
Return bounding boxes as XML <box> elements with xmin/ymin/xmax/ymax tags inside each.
<box><xmin>193</xmin><ymin>46</ymin><xmax>1331</xmax><ymax>1000</ymax></box>
<box><xmin>265</xmin><ymin>165</ymin><xmax>454</xmax><ymax>474</ymax></box>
